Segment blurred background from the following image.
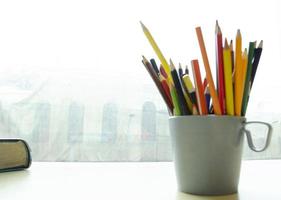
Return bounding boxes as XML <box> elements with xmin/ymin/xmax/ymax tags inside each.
<box><xmin>0</xmin><ymin>0</ymin><xmax>280</xmax><ymax>161</ymax></box>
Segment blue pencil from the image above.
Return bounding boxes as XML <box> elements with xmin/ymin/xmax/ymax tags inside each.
<box><xmin>204</xmin><ymin>86</ymin><xmax>211</xmax><ymax>113</ymax></box>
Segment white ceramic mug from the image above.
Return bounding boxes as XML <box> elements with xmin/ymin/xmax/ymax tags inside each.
<box><xmin>169</xmin><ymin>115</ymin><xmax>272</xmax><ymax>195</ymax></box>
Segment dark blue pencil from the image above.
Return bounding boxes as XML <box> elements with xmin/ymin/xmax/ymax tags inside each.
<box><xmin>250</xmin><ymin>40</ymin><xmax>263</xmax><ymax>89</ymax></box>
<box><xmin>150</xmin><ymin>58</ymin><xmax>160</xmax><ymax>75</ymax></box>
<box><xmin>170</xmin><ymin>59</ymin><xmax>191</xmax><ymax>115</ymax></box>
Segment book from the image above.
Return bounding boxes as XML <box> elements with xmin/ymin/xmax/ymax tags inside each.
<box><xmin>0</xmin><ymin>139</ymin><xmax>31</xmax><ymax>172</ymax></box>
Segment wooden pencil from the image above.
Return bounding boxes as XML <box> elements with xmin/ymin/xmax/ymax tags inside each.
<box><xmin>196</xmin><ymin>26</ymin><xmax>222</xmax><ymax>115</ymax></box>
<box><xmin>159</xmin><ymin>74</ymin><xmax>174</xmax><ymax>110</ymax></box>
<box><xmin>230</xmin><ymin>40</ymin><xmax>235</xmax><ymax>72</ymax></box>
<box><xmin>185</xmin><ymin>65</ymin><xmax>189</xmax><ymax>74</ymax></box>
<box><xmin>223</xmin><ymin>39</ymin><xmax>235</xmax><ymax>116</ymax></box>
<box><xmin>191</xmin><ymin>59</ymin><xmax>208</xmax><ymax>115</ymax></box>
<box><xmin>250</xmin><ymin>40</ymin><xmax>263</xmax><ymax>89</ymax></box>
<box><xmin>236</xmin><ymin>48</ymin><xmax>248</xmax><ymax>116</ymax></box>
<box><xmin>241</xmin><ymin>41</ymin><xmax>256</xmax><ymax>116</ymax></box>
<box><xmin>234</xmin><ymin>29</ymin><xmax>243</xmax><ymax>116</ymax></box>
<box><xmin>150</xmin><ymin>58</ymin><xmax>160</xmax><ymax>75</ymax></box>
<box><xmin>182</xmin><ymin>75</ymin><xmax>197</xmax><ymax>103</ymax></box>
<box><xmin>203</xmin><ymin>77</ymin><xmax>208</xmax><ymax>91</ymax></box>
<box><xmin>178</xmin><ymin>63</ymin><xmax>194</xmax><ymax>113</ymax></box>
<box><xmin>215</xmin><ymin>21</ymin><xmax>226</xmax><ymax>114</ymax></box>
<box><xmin>204</xmin><ymin>86</ymin><xmax>211</xmax><ymax>113</ymax></box>
<box><xmin>140</xmin><ymin>22</ymin><xmax>173</xmax><ymax>84</ymax></box>
<box><xmin>160</xmin><ymin>64</ymin><xmax>168</xmax><ymax>79</ymax></box>
<box><xmin>182</xmin><ymin>87</ymin><xmax>194</xmax><ymax>114</ymax></box>
<box><xmin>169</xmin><ymin>82</ymin><xmax>181</xmax><ymax>116</ymax></box>
<box><xmin>142</xmin><ymin>56</ymin><xmax>173</xmax><ymax>114</ymax></box>
<box><xmin>178</xmin><ymin>63</ymin><xmax>183</xmax><ymax>80</ymax></box>
<box><xmin>170</xmin><ymin>59</ymin><xmax>191</xmax><ymax>115</ymax></box>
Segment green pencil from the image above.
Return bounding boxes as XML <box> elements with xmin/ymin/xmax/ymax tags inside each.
<box><xmin>241</xmin><ymin>41</ymin><xmax>256</xmax><ymax>116</ymax></box>
<box><xmin>169</xmin><ymin>82</ymin><xmax>181</xmax><ymax>116</ymax></box>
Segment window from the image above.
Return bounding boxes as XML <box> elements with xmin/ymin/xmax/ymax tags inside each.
<box><xmin>0</xmin><ymin>0</ymin><xmax>280</xmax><ymax>161</ymax></box>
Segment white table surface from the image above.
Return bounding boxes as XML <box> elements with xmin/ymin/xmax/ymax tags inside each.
<box><xmin>0</xmin><ymin>160</ymin><xmax>281</xmax><ymax>200</ymax></box>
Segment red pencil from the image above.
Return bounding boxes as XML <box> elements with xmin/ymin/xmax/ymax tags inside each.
<box><xmin>159</xmin><ymin>74</ymin><xmax>174</xmax><ymax>111</ymax></box>
<box><xmin>159</xmin><ymin>64</ymin><xmax>168</xmax><ymax>79</ymax></box>
<box><xmin>203</xmin><ymin>77</ymin><xmax>208</xmax><ymax>90</ymax></box>
<box><xmin>215</xmin><ymin>21</ymin><xmax>225</xmax><ymax>114</ymax></box>
<box><xmin>142</xmin><ymin>56</ymin><xmax>173</xmax><ymax>114</ymax></box>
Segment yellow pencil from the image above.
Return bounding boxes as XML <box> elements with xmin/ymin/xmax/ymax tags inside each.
<box><xmin>182</xmin><ymin>88</ymin><xmax>193</xmax><ymax>114</ymax></box>
<box><xmin>223</xmin><ymin>39</ymin><xmax>234</xmax><ymax>115</ymax></box>
<box><xmin>182</xmin><ymin>75</ymin><xmax>198</xmax><ymax>115</ymax></box>
<box><xmin>234</xmin><ymin>30</ymin><xmax>242</xmax><ymax>116</ymax></box>
<box><xmin>140</xmin><ymin>22</ymin><xmax>173</xmax><ymax>84</ymax></box>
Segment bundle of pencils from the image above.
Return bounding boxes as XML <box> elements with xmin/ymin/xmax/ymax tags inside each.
<box><xmin>140</xmin><ymin>21</ymin><xmax>263</xmax><ymax>116</ymax></box>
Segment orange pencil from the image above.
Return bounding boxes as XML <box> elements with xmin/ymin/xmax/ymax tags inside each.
<box><xmin>196</xmin><ymin>27</ymin><xmax>222</xmax><ymax>115</ymax></box>
<box><xmin>191</xmin><ymin>59</ymin><xmax>208</xmax><ymax>115</ymax></box>
<box><xmin>234</xmin><ymin>30</ymin><xmax>243</xmax><ymax>116</ymax></box>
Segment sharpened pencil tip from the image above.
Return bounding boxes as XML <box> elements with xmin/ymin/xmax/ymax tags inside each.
<box><xmin>224</xmin><ymin>38</ymin><xmax>229</xmax><ymax>48</ymax></box>
<box><xmin>258</xmin><ymin>40</ymin><xmax>263</xmax><ymax>48</ymax></box>
<box><xmin>215</xmin><ymin>20</ymin><xmax>222</xmax><ymax>34</ymax></box>
<box><xmin>169</xmin><ymin>59</ymin><xmax>175</xmax><ymax>70</ymax></box>
<box><xmin>142</xmin><ymin>55</ymin><xmax>148</xmax><ymax>62</ymax></box>
<box><xmin>230</xmin><ymin>40</ymin><xmax>233</xmax><ymax>50</ymax></box>
<box><xmin>140</xmin><ymin>21</ymin><xmax>146</xmax><ymax>29</ymax></box>
<box><xmin>237</xmin><ymin>29</ymin><xmax>241</xmax><ymax>37</ymax></box>
<box><xmin>185</xmin><ymin>65</ymin><xmax>189</xmax><ymax>74</ymax></box>
<box><xmin>243</xmin><ymin>48</ymin><xmax>248</xmax><ymax>56</ymax></box>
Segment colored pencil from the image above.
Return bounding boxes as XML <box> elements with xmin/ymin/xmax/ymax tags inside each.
<box><xmin>142</xmin><ymin>56</ymin><xmax>173</xmax><ymax>114</ymax></box>
<box><xmin>185</xmin><ymin>65</ymin><xmax>189</xmax><ymax>74</ymax></box>
<box><xmin>182</xmin><ymin>87</ymin><xmax>194</xmax><ymax>114</ymax></box>
<box><xmin>182</xmin><ymin>74</ymin><xmax>197</xmax><ymax>109</ymax></box>
<box><xmin>150</xmin><ymin>58</ymin><xmax>160</xmax><ymax>75</ymax></box>
<box><xmin>195</xmin><ymin>26</ymin><xmax>222</xmax><ymax>115</ymax></box>
<box><xmin>230</xmin><ymin>40</ymin><xmax>235</xmax><ymax>72</ymax></box>
<box><xmin>140</xmin><ymin>22</ymin><xmax>173</xmax><ymax>84</ymax></box>
<box><xmin>250</xmin><ymin>40</ymin><xmax>263</xmax><ymax>89</ymax></box>
<box><xmin>169</xmin><ymin>82</ymin><xmax>181</xmax><ymax>116</ymax></box>
<box><xmin>178</xmin><ymin>63</ymin><xmax>183</xmax><ymax>80</ymax></box>
<box><xmin>191</xmin><ymin>59</ymin><xmax>208</xmax><ymax>115</ymax></box>
<box><xmin>160</xmin><ymin>64</ymin><xmax>168</xmax><ymax>79</ymax></box>
<box><xmin>203</xmin><ymin>77</ymin><xmax>208</xmax><ymax>91</ymax></box>
<box><xmin>179</xmin><ymin>71</ymin><xmax>195</xmax><ymax>114</ymax></box>
<box><xmin>170</xmin><ymin>59</ymin><xmax>191</xmax><ymax>115</ymax></box>
<box><xmin>234</xmin><ymin>29</ymin><xmax>243</xmax><ymax>116</ymax></box>
<box><xmin>235</xmin><ymin>48</ymin><xmax>248</xmax><ymax>116</ymax></box>
<box><xmin>223</xmin><ymin>39</ymin><xmax>234</xmax><ymax>115</ymax></box>
<box><xmin>241</xmin><ymin>41</ymin><xmax>256</xmax><ymax>116</ymax></box>
<box><xmin>159</xmin><ymin>74</ymin><xmax>174</xmax><ymax>110</ymax></box>
<box><xmin>178</xmin><ymin>64</ymin><xmax>193</xmax><ymax>112</ymax></box>
<box><xmin>140</xmin><ymin>21</ymin><xmax>263</xmax><ymax>117</ymax></box>
<box><xmin>215</xmin><ymin>21</ymin><xmax>226</xmax><ymax>114</ymax></box>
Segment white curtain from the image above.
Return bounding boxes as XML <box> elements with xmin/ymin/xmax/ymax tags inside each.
<box><xmin>0</xmin><ymin>0</ymin><xmax>280</xmax><ymax>161</ymax></box>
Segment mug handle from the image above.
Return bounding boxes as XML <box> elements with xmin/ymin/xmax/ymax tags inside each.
<box><xmin>242</xmin><ymin>121</ymin><xmax>273</xmax><ymax>152</ymax></box>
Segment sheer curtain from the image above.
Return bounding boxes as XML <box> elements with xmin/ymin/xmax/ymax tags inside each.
<box><xmin>0</xmin><ymin>0</ymin><xmax>280</xmax><ymax>161</ymax></box>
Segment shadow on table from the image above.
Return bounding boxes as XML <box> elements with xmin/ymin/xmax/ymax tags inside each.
<box><xmin>176</xmin><ymin>192</ymin><xmax>239</xmax><ymax>200</ymax></box>
<box><xmin>0</xmin><ymin>169</ymin><xmax>30</xmax><ymax>182</ymax></box>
